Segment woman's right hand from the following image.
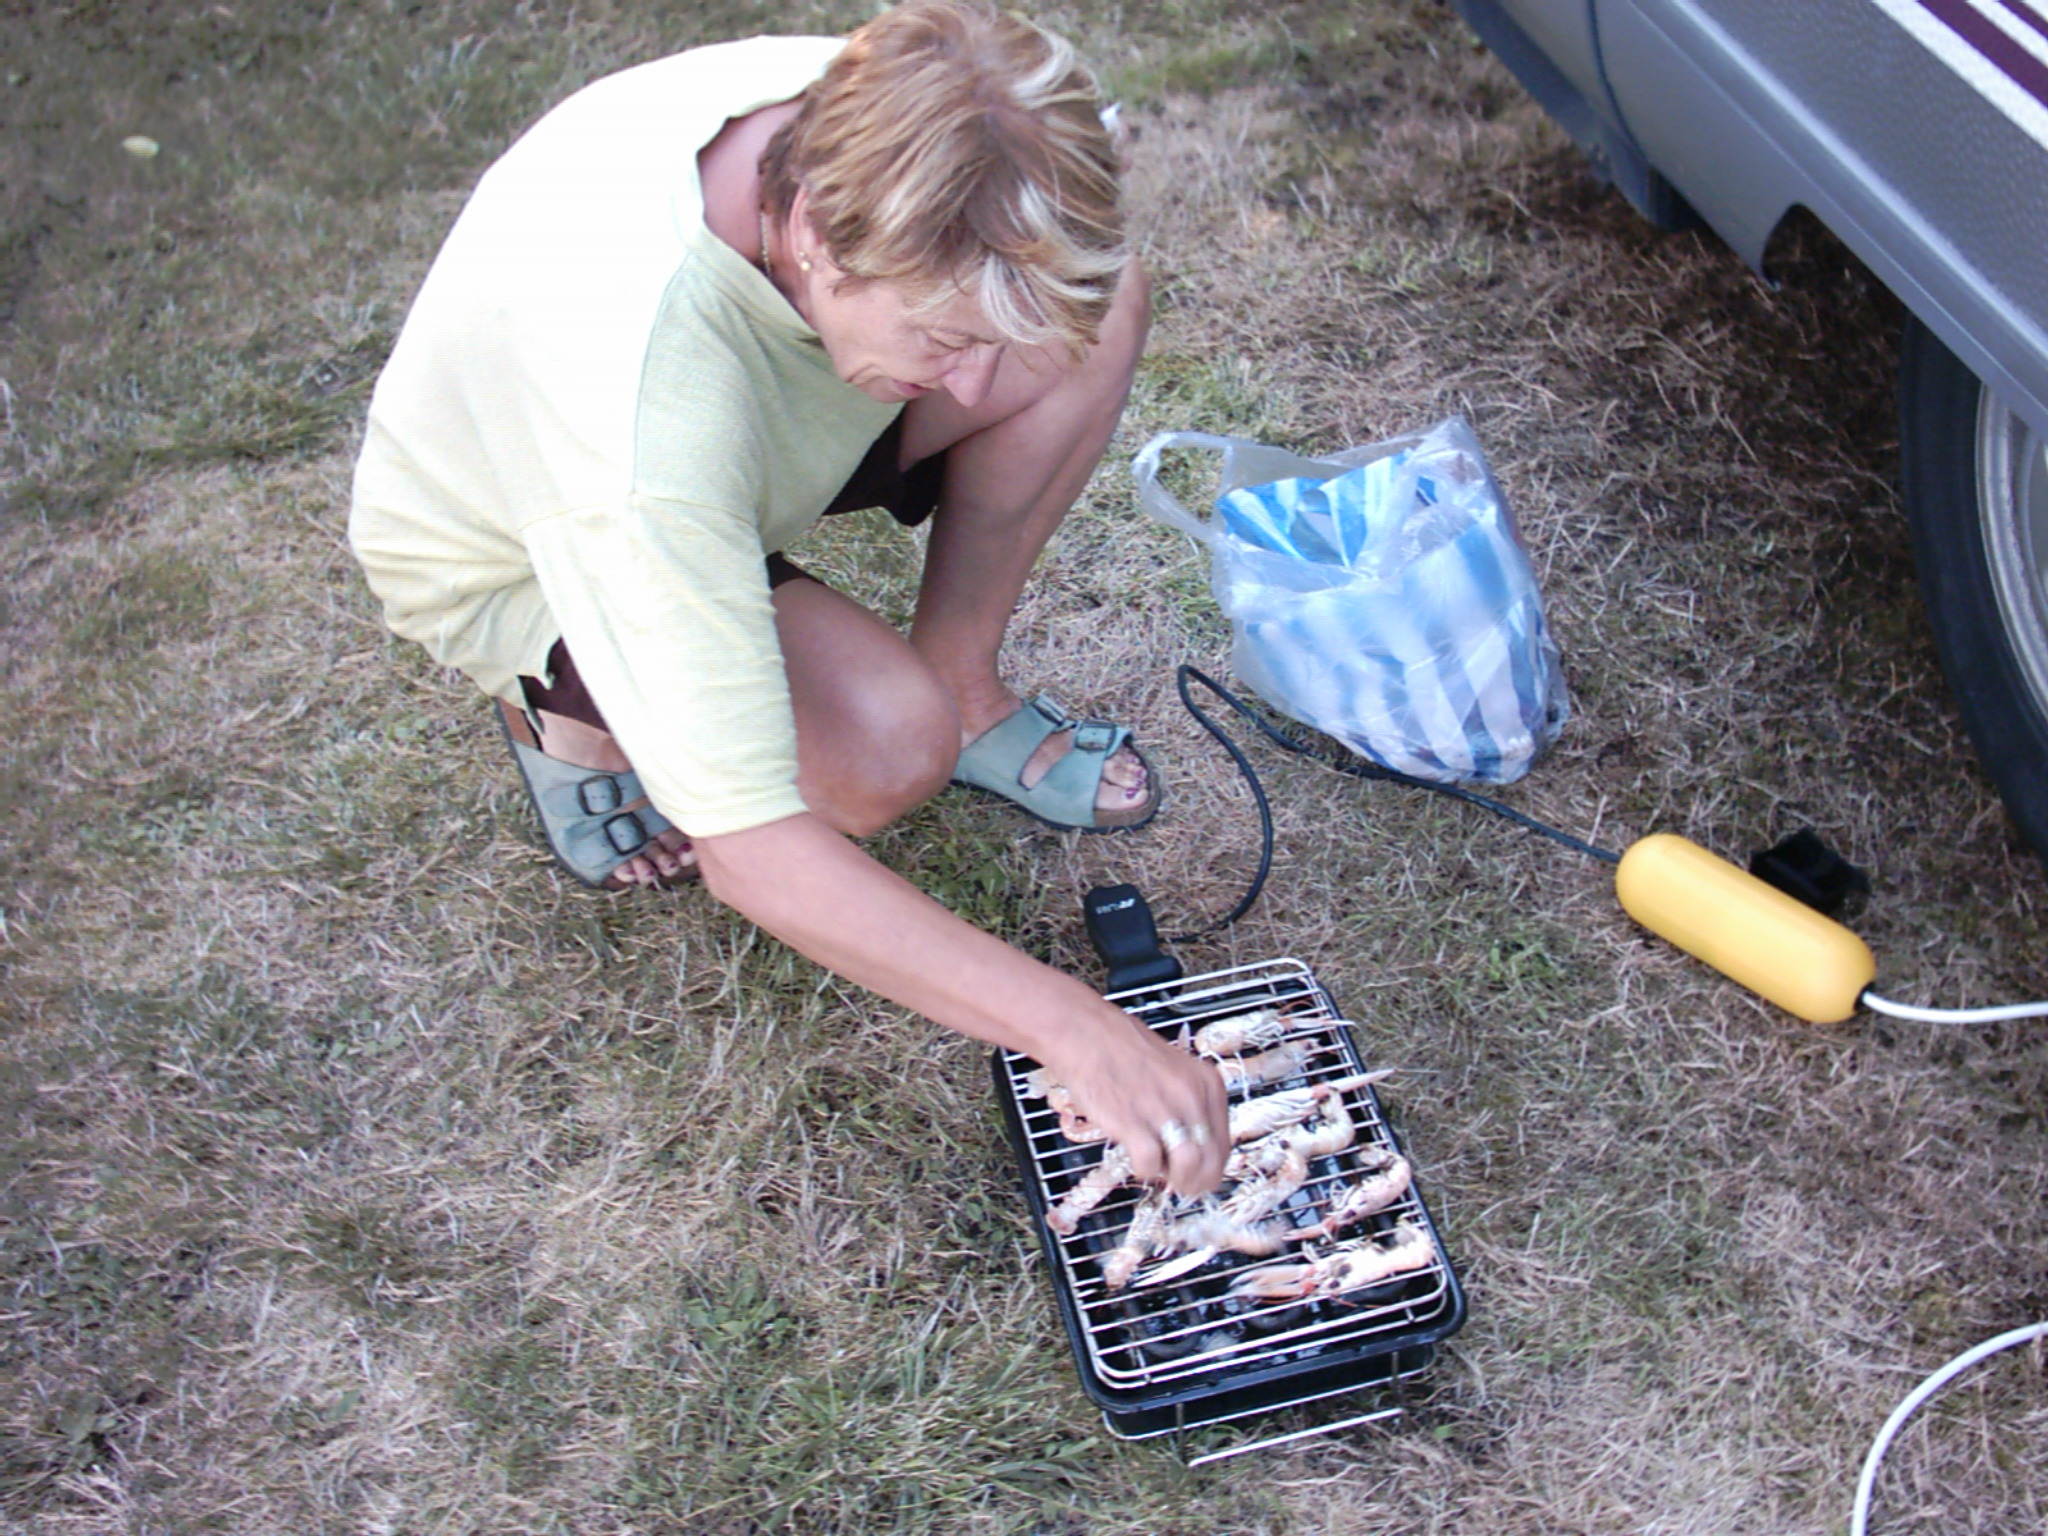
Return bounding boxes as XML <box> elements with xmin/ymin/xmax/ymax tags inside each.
<box><xmin>1041</xmin><ymin>1006</ymin><xmax>1231</xmax><ymax>1198</ymax></box>
<box><xmin>693</xmin><ymin>815</ymin><xmax>1231</xmax><ymax>1195</ymax></box>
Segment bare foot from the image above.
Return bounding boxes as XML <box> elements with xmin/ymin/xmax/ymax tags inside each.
<box><xmin>499</xmin><ymin>701</ymin><xmax>697</xmax><ymax>889</ymax></box>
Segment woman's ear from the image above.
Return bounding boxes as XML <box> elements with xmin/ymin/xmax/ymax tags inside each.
<box><xmin>788</xmin><ymin>187</ymin><xmax>817</xmax><ymax>274</ymax></box>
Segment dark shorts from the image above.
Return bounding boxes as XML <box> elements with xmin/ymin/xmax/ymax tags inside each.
<box><xmin>520</xmin><ymin>419</ymin><xmax>943</xmax><ymax>732</ymax></box>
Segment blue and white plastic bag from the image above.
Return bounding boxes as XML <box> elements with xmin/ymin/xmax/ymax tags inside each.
<box><xmin>1132</xmin><ymin>418</ymin><xmax>1568</xmax><ymax>785</ymax></box>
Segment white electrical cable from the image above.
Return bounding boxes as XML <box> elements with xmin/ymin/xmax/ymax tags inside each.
<box><xmin>1850</xmin><ymin>1321</ymin><xmax>2048</xmax><ymax>1536</ymax></box>
<box><xmin>1861</xmin><ymin>991</ymin><xmax>2048</xmax><ymax>1023</ymax></box>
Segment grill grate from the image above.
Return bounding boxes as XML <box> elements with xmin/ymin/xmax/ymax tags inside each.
<box><xmin>992</xmin><ymin>957</ymin><xmax>1464</xmax><ymax>1450</ymax></box>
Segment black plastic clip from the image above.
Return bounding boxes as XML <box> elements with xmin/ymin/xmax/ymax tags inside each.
<box><xmin>1082</xmin><ymin>883</ymin><xmax>1184</xmax><ymax>996</ymax></box>
<box><xmin>1749</xmin><ymin>829</ymin><xmax>1869</xmax><ymax>919</ymax></box>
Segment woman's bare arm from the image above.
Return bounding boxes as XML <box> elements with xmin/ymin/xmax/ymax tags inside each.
<box><xmin>692</xmin><ymin>810</ymin><xmax>1230</xmax><ymax>1196</ymax></box>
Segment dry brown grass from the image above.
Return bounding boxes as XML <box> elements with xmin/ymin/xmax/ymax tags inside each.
<box><xmin>3</xmin><ymin>1</ymin><xmax>2045</xmax><ymax>1532</ymax></box>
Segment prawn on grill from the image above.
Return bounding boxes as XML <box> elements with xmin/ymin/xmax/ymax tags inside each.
<box><xmin>1283</xmin><ymin>1095</ymin><xmax>1357</xmax><ymax>1159</ymax></box>
<box><xmin>1100</xmin><ymin>1186</ymin><xmax>1172</xmax><ymax>1290</ymax></box>
<box><xmin>1227</xmin><ymin>1221</ymin><xmax>1435</xmax><ymax>1303</ymax></box>
<box><xmin>1045</xmin><ymin>1144</ymin><xmax>1134</xmax><ymax>1235</ymax></box>
<box><xmin>1300</xmin><ymin>1149</ymin><xmax>1413</xmax><ymax>1241</ymax></box>
<box><xmin>1096</xmin><ymin>1132</ymin><xmax>1297</xmax><ymax>1264</ymax></box>
<box><xmin>1134</xmin><ymin>1143</ymin><xmax>1309</xmax><ymax>1286</ymax></box>
<box><xmin>1167</xmin><ymin>1211</ymin><xmax>1293</xmax><ymax>1259</ymax></box>
<box><xmin>1214</xmin><ymin>1038</ymin><xmax>1329</xmax><ymax>1093</ymax></box>
<box><xmin>1133</xmin><ymin>1210</ymin><xmax>1294</xmax><ymax>1288</ymax></box>
<box><xmin>1024</xmin><ymin>1068</ymin><xmax>1114</xmax><ymax>1145</ymax></box>
<box><xmin>1186</xmin><ymin>1008</ymin><xmax>1292</xmax><ymax>1059</ymax></box>
<box><xmin>1045</xmin><ymin>1100</ymin><xmax>1320</xmax><ymax>1238</ymax></box>
<box><xmin>1227</xmin><ymin>1072</ymin><xmax>1391</xmax><ymax>1145</ymax></box>
<box><xmin>1103</xmin><ymin>1153</ymin><xmax>1305</xmax><ymax>1292</ymax></box>
<box><xmin>1110</xmin><ymin>1190</ymin><xmax>1306</xmax><ymax>1293</ymax></box>
<box><xmin>1219</xmin><ymin>1128</ymin><xmax>1297</xmax><ymax>1184</ymax></box>
<box><xmin>1043</xmin><ymin>1071</ymin><xmax>1392</xmax><ymax>1239</ymax></box>
<box><xmin>1217</xmin><ymin>1145</ymin><xmax>1310</xmax><ymax>1227</ymax></box>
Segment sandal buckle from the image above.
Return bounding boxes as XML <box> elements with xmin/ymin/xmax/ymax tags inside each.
<box><xmin>578</xmin><ymin>775</ymin><xmax>626</xmax><ymax>815</ymax></box>
<box><xmin>1073</xmin><ymin>721</ymin><xmax>1115</xmax><ymax>752</ymax></box>
<box><xmin>602</xmin><ymin>812</ymin><xmax>649</xmax><ymax>856</ymax></box>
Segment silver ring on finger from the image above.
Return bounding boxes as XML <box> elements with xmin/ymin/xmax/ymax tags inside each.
<box><xmin>1188</xmin><ymin>1122</ymin><xmax>1212</xmax><ymax>1147</ymax></box>
<box><xmin>1157</xmin><ymin>1119</ymin><xmax>1191</xmax><ymax>1153</ymax></box>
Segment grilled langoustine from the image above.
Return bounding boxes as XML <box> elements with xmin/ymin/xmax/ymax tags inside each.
<box><xmin>1226</xmin><ymin>1221</ymin><xmax>1435</xmax><ymax>1303</ymax></box>
<box><xmin>1226</xmin><ymin>1072</ymin><xmax>1388</xmax><ymax>1144</ymax></box>
<box><xmin>1045</xmin><ymin>1143</ymin><xmax>1134</xmax><ymax>1235</ymax></box>
<box><xmin>1299</xmin><ymin>1149</ymin><xmax>1413</xmax><ymax>1242</ymax></box>
<box><xmin>1187</xmin><ymin>1007</ymin><xmax>1294</xmax><ymax>1059</ymax></box>
<box><xmin>1100</xmin><ymin>1186</ymin><xmax>1173</xmax><ymax>1290</ymax></box>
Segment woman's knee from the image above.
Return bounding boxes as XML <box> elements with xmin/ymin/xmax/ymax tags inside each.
<box><xmin>811</xmin><ymin>667</ymin><xmax>958</xmax><ymax>836</ymax></box>
<box><xmin>897</xmin><ymin>256</ymin><xmax>1151</xmax><ymax>465</ymax></box>
<box><xmin>775</xmin><ymin>578</ymin><xmax>957</xmax><ymax>834</ymax></box>
<box><xmin>1095</xmin><ymin>257</ymin><xmax>1151</xmax><ymax>382</ymax></box>
<box><xmin>1030</xmin><ymin>255</ymin><xmax>1149</xmax><ymax>419</ymax></box>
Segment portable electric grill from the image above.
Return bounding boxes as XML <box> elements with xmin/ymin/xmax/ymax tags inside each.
<box><xmin>992</xmin><ymin>957</ymin><xmax>1465</xmax><ymax>1462</ymax></box>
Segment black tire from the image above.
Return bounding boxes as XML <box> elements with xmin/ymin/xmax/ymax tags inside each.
<box><xmin>1899</xmin><ymin>316</ymin><xmax>2048</xmax><ymax>862</ymax></box>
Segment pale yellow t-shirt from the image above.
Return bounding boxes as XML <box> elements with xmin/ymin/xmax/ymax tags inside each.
<box><xmin>349</xmin><ymin>36</ymin><xmax>898</xmax><ymax>837</ymax></box>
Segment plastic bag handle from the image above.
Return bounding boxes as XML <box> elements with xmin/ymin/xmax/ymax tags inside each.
<box><xmin>1131</xmin><ymin>430</ymin><xmax>1247</xmax><ymax>542</ymax></box>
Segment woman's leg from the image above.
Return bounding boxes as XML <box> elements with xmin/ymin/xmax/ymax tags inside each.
<box><xmin>771</xmin><ymin>573</ymin><xmax>960</xmax><ymax>837</ymax></box>
<box><xmin>512</xmin><ymin>572</ymin><xmax>959</xmax><ymax>886</ymax></box>
<box><xmin>897</xmin><ymin>259</ymin><xmax>1153</xmax><ymax>817</ymax></box>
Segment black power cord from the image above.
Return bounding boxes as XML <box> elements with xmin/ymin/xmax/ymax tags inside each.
<box><xmin>1165</xmin><ymin>664</ymin><xmax>1620</xmax><ymax>943</ymax></box>
<box><xmin>1080</xmin><ymin>667</ymin><xmax>2048</xmax><ymax>1023</ymax></box>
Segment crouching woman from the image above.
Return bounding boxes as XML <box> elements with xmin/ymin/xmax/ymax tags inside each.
<box><xmin>349</xmin><ymin>0</ymin><xmax>1227</xmax><ymax>1191</ymax></box>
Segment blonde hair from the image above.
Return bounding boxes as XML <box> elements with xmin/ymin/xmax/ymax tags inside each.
<box><xmin>760</xmin><ymin>0</ymin><xmax>1126</xmax><ymax>351</ymax></box>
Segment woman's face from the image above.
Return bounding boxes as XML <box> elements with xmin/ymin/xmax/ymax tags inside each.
<box><xmin>795</xmin><ymin>250</ymin><xmax>1009</xmax><ymax>408</ymax></box>
<box><xmin>811</xmin><ymin>279</ymin><xmax>1007</xmax><ymax>407</ymax></box>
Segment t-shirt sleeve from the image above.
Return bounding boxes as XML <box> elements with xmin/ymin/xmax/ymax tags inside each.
<box><xmin>522</xmin><ymin>492</ymin><xmax>809</xmax><ymax>838</ymax></box>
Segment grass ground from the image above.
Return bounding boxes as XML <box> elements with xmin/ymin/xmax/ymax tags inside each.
<box><xmin>3</xmin><ymin>2</ymin><xmax>2044</xmax><ymax>1532</ymax></box>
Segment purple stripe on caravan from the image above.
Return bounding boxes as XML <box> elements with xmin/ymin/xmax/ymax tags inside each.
<box><xmin>1988</xmin><ymin>0</ymin><xmax>2048</xmax><ymax>48</ymax></box>
<box><xmin>1918</xmin><ymin>0</ymin><xmax>2048</xmax><ymax>111</ymax></box>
